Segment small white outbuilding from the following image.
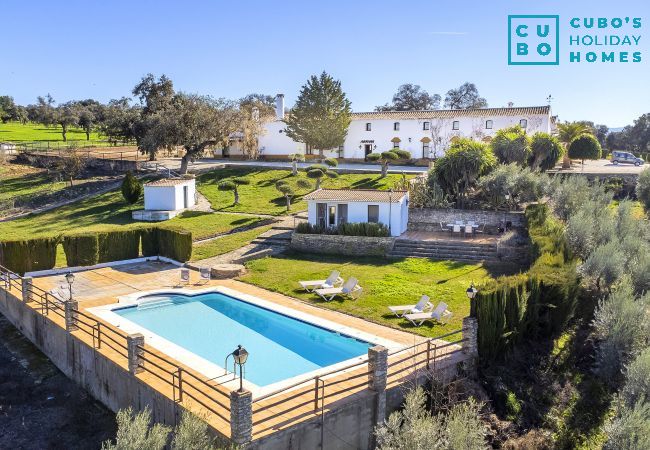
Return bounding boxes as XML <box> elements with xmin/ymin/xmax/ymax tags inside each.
<box><xmin>132</xmin><ymin>177</ymin><xmax>197</xmax><ymax>221</ymax></box>
<box><xmin>303</xmin><ymin>189</ymin><xmax>409</xmax><ymax>237</ymax></box>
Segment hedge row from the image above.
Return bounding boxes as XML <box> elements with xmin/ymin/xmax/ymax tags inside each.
<box><xmin>470</xmin><ymin>203</ymin><xmax>579</xmax><ymax>361</ymax></box>
<box><xmin>1</xmin><ymin>227</ymin><xmax>193</xmax><ymax>274</ymax></box>
<box><xmin>0</xmin><ymin>237</ymin><xmax>59</xmax><ymax>274</ymax></box>
<box><xmin>295</xmin><ymin>221</ymin><xmax>390</xmax><ymax>237</ymax></box>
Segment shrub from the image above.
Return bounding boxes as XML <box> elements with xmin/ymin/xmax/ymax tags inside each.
<box><xmin>140</xmin><ymin>227</ymin><xmax>159</xmax><ymax>257</ymax></box>
<box><xmin>121</xmin><ymin>171</ymin><xmax>143</xmax><ymax>204</ymax></box>
<box><xmin>171</xmin><ymin>410</ymin><xmax>222</xmax><ymax>450</ymax></box>
<box><xmin>102</xmin><ymin>406</ymin><xmax>170</xmax><ymax>450</ymax></box>
<box><xmin>490</xmin><ymin>125</ymin><xmax>531</xmax><ymax>165</ymax></box>
<box><xmin>295</xmin><ymin>221</ymin><xmax>389</xmax><ymax>237</ymax></box>
<box><xmin>477</xmin><ymin>164</ymin><xmax>547</xmax><ymax>210</ymax></box>
<box><xmin>592</xmin><ymin>279</ymin><xmax>650</xmax><ymax>385</ymax></box>
<box><xmin>529</xmin><ymin>132</ymin><xmax>564</xmax><ymax>171</ymax></box>
<box><xmin>62</xmin><ymin>233</ymin><xmax>100</xmax><ymax>267</ymax></box>
<box><xmin>0</xmin><ymin>237</ymin><xmax>59</xmax><ymax>274</ymax></box>
<box><xmin>621</xmin><ymin>348</ymin><xmax>650</xmax><ymax>409</ymax></box>
<box><xmin>157</xmin><ymin>227</ymin><xmax>193</xmax><ymax>262</ymax></box>
<box><xmin>636</xmin><ymin>167</ymin><xmax>650</xmax><ymax>213</ymax></box>
<box><xmin>603</xmin><ymin>402</ymin><xmax>650</xmax><ymax>450</ymax></box>
<box><xmin>568</xmin><ymin>134</ymin><xmax>602</xmax><ymax>163</ymax></box>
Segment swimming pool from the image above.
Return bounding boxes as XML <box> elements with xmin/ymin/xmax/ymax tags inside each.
<box><xmin>109</xmin><ymin>290</ymin><xmax>374</xmax><ymax>388</ymax></box>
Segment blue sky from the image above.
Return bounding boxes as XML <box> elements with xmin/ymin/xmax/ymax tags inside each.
<box><xmin>2</xmin><ymin>0</ymin><xmax>648</xmax><ymax>127</ymax></box>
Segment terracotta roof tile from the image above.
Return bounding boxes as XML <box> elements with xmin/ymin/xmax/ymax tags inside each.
<box><xmin>350</xmin><ymin>105</ymin><xmax>550</xmax><ymax>120</ymax></box>
<box><xmin>145</xmin><ymin>178</ymin><xmax>194</xmax><ymax>187</ymax></box>
<box><xmin>303</xmin><ymin>189</ymin><xmax>408</xmax><ymax>203</ymax></box>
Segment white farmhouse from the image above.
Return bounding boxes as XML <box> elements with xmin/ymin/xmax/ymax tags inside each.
<box><xmin>303</xmin><ymin>189</ymin><xmax>409</xmax><ymax>237</ymax></box>
<box><xmin>132</xmin><ymin>178</ymin><xmax>197</xmax><ymax>221</ymax></box>
<box><xmin>219</xmin><ymin>94</ymin><xmax>555</xmax><ymax>161</ymax></box>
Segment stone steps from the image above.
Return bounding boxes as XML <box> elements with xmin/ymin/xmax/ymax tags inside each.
<box><xmin>388</xmin><ymin>239</ymin><xmax>498</xmax><ymax>261</ymax></box>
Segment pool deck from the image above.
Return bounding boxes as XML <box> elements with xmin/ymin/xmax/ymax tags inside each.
<box><xmin>30</xmin><ymin>261</ymin><xmax>466</xmax><ymax>440</ymax></box>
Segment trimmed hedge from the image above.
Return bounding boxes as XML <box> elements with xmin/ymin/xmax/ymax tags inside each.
<box><xmin>470</xmin><ymin>203</ymin><xmax>579</xmax><ymax>361</ymax></box>
<box><xmin>295</xmin><ymin>221</ymin><xmax>390</xmax><ymax>237</ymax></box>
<box><xmin>62</xmin><ymin>229</ymin><xmax>141</xmax><ymax>267</ymax></box>
<box><xmin>62</xmin><ymin>233</ymin><xmax>100</xmax><ymax>267</ymax></box>
<box><xmin>140</xmin><ymin>227</ymin><xmax>193</xmax><ymax>262</ymax></box>
<box><xmin>0</xmin><ymin>237</ymin><xmax>59</xmax><ymax>274</ymax></box>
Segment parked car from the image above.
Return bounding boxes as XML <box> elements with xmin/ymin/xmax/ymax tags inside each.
<box><xmin>611</xmin><ymin>151</ymin><xmax>645</xmax><ymax>166</ymax></box>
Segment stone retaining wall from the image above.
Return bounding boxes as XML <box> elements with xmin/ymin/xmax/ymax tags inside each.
<box><xmin>409</xmin><ymin>208</ymin><xmax>525</xmax><ymax>232</ymax></box>
<box><xmin>290</xmin><ymin>233</ymin><xmax>395</xmax><ymax>257</ymax></box>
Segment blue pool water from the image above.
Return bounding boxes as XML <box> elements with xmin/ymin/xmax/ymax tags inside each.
<box><xmin>115</xmin><ymin>292</ymin><xmax>371</xmax><ymax>387</ymax></box>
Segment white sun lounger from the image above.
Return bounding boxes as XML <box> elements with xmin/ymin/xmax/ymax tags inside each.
<box><xmin>315</xmin><ymin>277</ymin><xmax>362</xmax><ymax>302</ymax></box>
<box><xmin>299</xmin><ymin>270</ymin><xmax>343</xmax><ymax>292</ymax></box>
<box><xmin>404</xmin><ymin>302</ymin><xmax>452</xmax><ymax>326</ymax></box>
<box><xmin>388</xmin><ymin>295</ymin><xmax>433</xmax><ymax>317</ymax></box>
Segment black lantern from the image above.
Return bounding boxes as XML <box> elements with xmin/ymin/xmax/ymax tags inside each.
<box><xmin>65</xmin><ymin>272</ymin><xmax>75</xmax><ymax>301</ymax></box>
<box><xmin>466</xmin><ymin>282</ymin><xmax>478</xmax><ymax>299</ymax></box>
<box><xmin>232</xmin><ymin>345</ymin><xmax>249</xmax><ymax>391</ymax></box>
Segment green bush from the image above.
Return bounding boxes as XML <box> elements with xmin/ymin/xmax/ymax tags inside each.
<box><xmin>140</xmin><ymin>228</ymin><xmax>160</xmax><ymax>257</ymax></box>
<box><xmin>157</xmin><ymin>227</ymin><xmax>193</xmax><ymax>262</ymax></box>
<box><xmin>98</xmin><ymin>230</ymin><xmax>141</xmax><ymax>263</ymax></box>
<box><xmin>295</xmin><ymin>221</ymin><xmax>389</xmax><ymax>237</ymax></box>
<box><xmin>636</xmin><ymin>168</ymin><xmax>650</xmax><ymax>213</ymax></box>
<box><xmin>62</xmin><ymin>233</ymin><xmax>100</xmax><ymax>267</ymax></box>
<box><xmin>568</xmin><ymin>134</ymin><xmax>602</xmax><ymax>163</ymax></box>
<box><xmin>0</xmin><ymin>237</ymin><xmax>59</xmax><ymax>274</ymax></box>
<box><xmin>121</xmin><ymin>171</ymin><xmax>143</xmax><ymax>204</ymax></box>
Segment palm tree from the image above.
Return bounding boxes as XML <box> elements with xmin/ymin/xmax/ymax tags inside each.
<box><xmin>557</xmin><ymin>122</ymin><xmax>594</xmax><ymax>168</ymax></box>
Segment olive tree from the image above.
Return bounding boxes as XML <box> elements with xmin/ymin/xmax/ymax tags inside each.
<box><xmin>636</xmin><ymin>168</ymin><xmax>650</xmax><ymax>214</ymax></box>
<box><xmin>620</xmin><ymin>348</ymin><xmax>650</xmax><ymax>409</ymax></box>
<box><xmin>288</xmin><ymin>153</ymin><xmax>305</xmax><ymax>176</ymax></box>
<box><xmin>306</xmin><ymin>161</ymin><xmax>338</xmax><ymax>189</ymax></box>
<box><xmin>603</xmin><ymin>402</ymin><xmax>650</xmax><ymax>450</ymax></box>
<box><xmin>102</xmin><ymin>407</ymin><xmax>170</xmax><ymax>450</ymax></box>
<box><xmin>367</xmin><ymin>149</ymin><xmax>411</xmax><ymax>178</ymax></box>
<box><xmin>217</xmin><ymin>177</ymin><xmax>250</xmax><ymax>205</ymax></box>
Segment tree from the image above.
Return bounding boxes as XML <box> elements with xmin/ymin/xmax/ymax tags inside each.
<box><xmin>238</xmin><ymin>99</ymin><xmax>269</xmax><ymax>160</ymax></box>
<box><xmin>568</xmin><ymin>134</ymin><xmax>602</xmax><ymax>165</ymax></box>
<box><xmin>0</xmin><ymin>96</ymin><xmax>19</xmax><ymax>123</ymax></box>
<box><xmin>218</xmin><ymin>177</ymin><xmax>250</xmax><ymax>205</ymax></box>
<box><xmin>284</xmin><ymin>71</ymin><xmax>352</xmax><ymax>157</ymax></box>
<box><xmin>620</xmin><ymin>348</ymin><xmax>650</xmax><ymax>409</ymax></box>
<box><xmin>100</xmin><ymin>98</ymin><xmax>140</xmax><ymax>146</ymax></box>
<box><xmin>171</xmin><ymin>410</ymin><xmax>222</xmax><ymax>450</ymax></box>
<box><xmin>101</xmin><ymin>406</ymin><xmax>170</xmax><ymax>450</ymax></box>
<box><xmin>489</xmin><ymin>125</ymin><xmax>530</xmax><ymax>165</ymax></box>
<box><xmin>31</xmin><ymin>94</ymin><xmax>56</xmax><ymax>127</ymax></box>
<box><xmin>604</xmin><ymin>402</ymin><xmax>650</xmax><ymax>450</ymax></box>
<box><xmin>306</xmin><ymin>163</ymin><xmax>338</xmax><ymax>189</ymax></box>
<box><xmin>557</xmin><ymin>121</ymin><xmax>595</xmax><ymax>147</ymax></box>
<box><xmin>275</xmin><ymin>180</ymin><xmax>310</xmax><ymax>211</ymax></box>
<box><xmin>132</xmin><ymin>73</ymin><xmax>174</xmax><ymax>116</ymax></box>
<box><xmin>627</xmin><ymin>113</ymin><xmax>650</xmax><ymax>152</ymax></box>
<box><xmin>432</xmin><ymin>138</ymin><xmax>496</xmax><ymax>207</ymax></box>
<box><xmin>375</xmin><ymin>84</ymin><xmax>441</xmax><ymax>111</ymax></box>
<box><xmin>529</xmin><ymin>132</ymin><xmax>564</xmax><ymax>171</ymax></box>
<box><xmin>54</xmin><ymin>102</ymin><xmax>80</xmax><ymax>141</ymax></box>
<box><xmin>121</xmin><ymin>171</ymin><xmax>143</xmax><ymax>204</ymax></box>
<box><xmin>57</xmin><ymin>151</ymin><xmax>86</xmax><ymax>186</ymax></box>
<box><xmin>288</xmin><ymin>153</ymin><xmax>305</xmax><ymax>176</ymax></box>
<box><xmin>239</xmin><ymin>93</ymin><xmax>276</xmax><ymax>118</ymax></box>
<box><xmin>367</xmin><ymin>149</ymin><xmax>411</xmax><ymax>177</ymax></box>
<box><xmin>636</xmin><ymin>168</ymin><xmax>650</xmax><ymax>213</ymax></box>
<box><xmin>443</xmin><ymin>82</ymin><xmax>488</xmax><ymax>109</ymax></box>
<box><xmin>131</xmin><ymin>74</ymin><xmax>176</xmax><ymax>160</ymax></box>
<box><xmin>478</xmin><ymin>164</ymin><xmax>546</xmax><ymax>210</ymax></box>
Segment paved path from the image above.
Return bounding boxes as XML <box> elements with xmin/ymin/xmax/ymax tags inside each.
<box><xmin>549</xmin><ymin>159</ymin><xmax>647</xmax><ymax>175</ymax></box>
<box><xmin>159</xmin><ymin>157</ymin><xmax>429</xmax><ymax>174</ymax></box>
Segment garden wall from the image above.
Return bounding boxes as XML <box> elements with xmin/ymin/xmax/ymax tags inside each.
<box><xmin>290</xmin><ymin>233</ymin><xmax>395</xmax><ymax>257</ymax></box>
<box><xmin>409</xmin><ymin>208</ymin><xmax>525</xmax><ymax>232</ymax></box>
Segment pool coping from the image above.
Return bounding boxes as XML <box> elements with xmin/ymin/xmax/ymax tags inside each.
<box><xmin>86</xmin><ymin>285</ymin><xmax>404</xmax><ymax>398</ymax></box>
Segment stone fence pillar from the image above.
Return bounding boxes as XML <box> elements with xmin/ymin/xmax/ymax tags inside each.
<box><xmin>368</xmin><ymin>345</ymin><xmax>388</xmax><ymax>427</ymax></box>
<box><xmin>230</xmin><ymin>389</ymin><xmax>252</xmax><ymax>446</ymax></box>
<box><xmin>462</xmin><ymin>317</ymin><xmax>478</xmax><ymax>377</ymax></box>
<box><xmin>64</xmin><ymin>300</ymin><xmax>79</xmax><ymax>332</ymax></box>
<box><xmin>127</xmin><ymin>333</ymin><xmax>145</xmax><ymax>375</ymax></box>
<box><xmin>21</xmin><ymin>277</ymin><xmax>33</xmax><ymax>303</ymax></box>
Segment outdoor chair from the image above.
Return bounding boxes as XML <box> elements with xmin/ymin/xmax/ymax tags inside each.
<box><xmin>439</xmin><ymin>222</ymin><xmax>448</xmax><ymax>234</ymax></box>
<box><xmin>404</xmin><ymin>302</ymin><xmax>453</xmax><ymax>327</ymax></box>
<box><xmin>452</xmin><ymin>224</ymin><xmax>462</xmax><ymax>237</ymax></box>
<box><xmin>179</xmin><ymin>268</ymin><xmax>191</xmax><ymax>286</ymax></box>
<box><xmin>299</xmin><ymin>270</ymin><xmax>343</xmax><ymax>292</ymax></box>
<box><xmin>198</xmin><ymin>267</ymin><xmax>211</xmax><ymax>284</ymax></box>
<box><xmin>388</xmin><ymin>295</ymin><xmax>433</xmax><ymax>317</ymax></box>
<box><xmin>475</xmin><ymin>223</ymin><xmax>485</xmax><ymax>235</ymax></box>
<box><xmin>315</xmin><ymin>277</ymin><xmax>362</xmax><ymax>302</ymax></box>
<box><xmin>464</xmin><ymin>224</ymin><xmax>473</xmax><ymax>238</ymax></box>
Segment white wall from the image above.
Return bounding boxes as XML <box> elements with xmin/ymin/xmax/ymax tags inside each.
<box><xmin>144</xmin><ymin>180</ymin><xmax>196</xmax><ymax>211</ymax></box>
<box><xmin>307</xmin><ymin>197</ymin><xmax>408</xmax><ymax>237</ymax></box>
<box><xmin>259</xmin><ymin>112</ymin><xmax>551</xmax><ymax>159</ymax></box>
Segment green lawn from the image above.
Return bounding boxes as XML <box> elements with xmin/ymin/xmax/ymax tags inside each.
<box><xmin>197</xmin><ymin>168</ymin><xmax>409</xmax><ymax>216</ymax></box>
<box><xmin>240</xmin><ymin>254</ymin><xmax>491</xmax><ymax>338</ymax></box>
<box><xmin>0</xmin><ymin>165</ymin><xmax>69</xmax><ymax>201</ymax></box>
<box><xmin>191</xmin><ymin>224</ymin><xmax>275</xmax><ymax>261</ymax></box>
<box><xmin>0</xmin><ymin>189</ymin><xmax>263</xmax><ymax>241</ymax></box>
<box><xmin>0</xmin><ymin>121</ymin><xmax>102</xmax><ymax>142</ymax></box>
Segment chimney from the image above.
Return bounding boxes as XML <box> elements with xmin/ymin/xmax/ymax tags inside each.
<box><xmin>507</xmin><ymin>102</ymin><xmax>514</xmax><ymax>108</ymax></box>
<box><xmin>275</xmin><ymin>94</ymin><xmax>285</xmax><ymax>120</ymax></box>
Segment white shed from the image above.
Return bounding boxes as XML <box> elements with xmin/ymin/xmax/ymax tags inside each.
<box><xmin>133</xmin><ymin>178</ymin><xmax>197</xmax><ymax>221</ymax></box>
<box><xmin>303</xmin><ymin>189</ymin><xmax>409</xmax><ymax>237</ymax></box>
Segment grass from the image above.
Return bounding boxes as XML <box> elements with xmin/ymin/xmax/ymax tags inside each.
<box><xmin>0</xmin><ymin>121</ymin><xmax>102</xmax><ymax>142</ymax></box>
<box><xmin>191</xmin><ymin>224</ymin><xmax>275</xmax><ymax>261</ymax></box>
<box><xmin>0</xmin><ymin>189</ymin><xmax>263</xmax><ymax>241</ymax></box>
<box><xmin>197</xmin><ymin>167</ymin><xmax>409</xmax><ymax>216</ymax></box>
<box><xmin>240</xmin><ymin>253</ymin><xmax>491</xmax><ymax>338</ymax></box>
<box><xmin>0</xmin><ymin>163</ymin><xmax>69</xmax><ymax>201</ymax></box>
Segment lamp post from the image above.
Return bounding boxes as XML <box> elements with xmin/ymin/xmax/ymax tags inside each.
<box><xmin>65</xmin><ymin>271</ymin><xmax>75</xmax><ymax>301</ymax></box>
<box><xmin>503</xmin><ymin>192</ymin><xmax>511</xmax><ymax>232</ymax></box>
<box><xmin>232</xmin><ymin>345</ymin><xmax>249</xmax><ymax>392</ymax></box>
<box><xmin>466</xmin><ymin>282</ymin><xmax>478</xmax><ymax>300</ymax></box>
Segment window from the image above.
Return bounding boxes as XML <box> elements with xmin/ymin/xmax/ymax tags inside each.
<box><xmin>316</xmin><ymin>203</ymin><xmax>327</xmax><ymax>228</ymax></box>
<box><xmin>367</xmin><ymin>205</ymin><xmax>379</xmax><ymax>223</ymax></box>
<box><xmin>485</xmin><ymin>120</ymin><xmax>493</xmax><ymax>129</ymax></box>
<box><xmin>520</xmin><ymin>119</ymin><xmax>528</xmax><ymax>128</ymax></box>
<box><xmin>394</xmin><ymin>122</ymin><xmax>400</xmax><ymax>131</ymax></box>
<box><xmin>328</xmin><ymin>205</ymin><xmax>336</xmax><ymax>227</ymax></box>
<box><xmin>423</xmin><ymin>121</ymin><xmax>430</xmax><ymax>131</ymax></box>
<box><xmin>366</xmin><ymin>123</ymin><xmax>372</xmax><ymax>131</ymax></box>
<box><xmin>337</xmin><ymin>204</ymin><xmax>348</xmax><ymax>225</ymax></box>
<box><xmin>452</xmin><ymin>120</ymin><xmax>459</xmax><ymax>130</ymax></box>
